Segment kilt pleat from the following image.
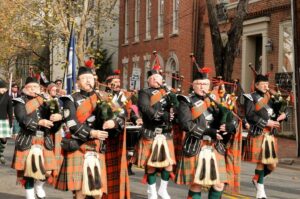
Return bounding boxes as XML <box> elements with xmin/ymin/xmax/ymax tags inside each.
<box><xmin>55</xmin><ymin>139</ymin><xmax>107</xmax><ymax>194</ymax></box>
<box><xmin>243</xmin><ymin>131</ymin><xmax>278</xmax><ymax>163</ymax></box>
<box><xmin>175</xmin><ymin>145</ymin><xmax>227</xmax><ymax>185</ymax></box>
<box><xmin>50</xmin><ymin>128</ymin><xmax>64</xmax><ymax>186</ymax></box>
<box><xmin>136</xmin><ymin>137</ymin><xmax>176</xmax><ymax>169</ymax></box>
<box><xmin>11</xmin><ymin>136</ymin><xmax>57</xmax><ymax>172</ymax></box>
<box><xmin>0</xmin><ymin>119</ymin><xmax>11</xmax><ymax>138</ymax></box>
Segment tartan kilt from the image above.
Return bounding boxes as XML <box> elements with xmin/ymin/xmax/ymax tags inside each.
<box><xmin>0</xmin><ymin>119</ymin><xmax>11</xmax><ymax>138</ymax></box>
<box><xmin>173</xmin><ymin>126</ymin><xmax>185</xmax><ymax>162</ymax></box>
<box><xmin>55</xmin><ymin>139</ymin><xmax>107</xmax><ymax>194</ymax></box>
<box><xmin>50</xmin><ymin>128</ymin><xmax>64</xmax><ymax>185</ymax></box>
<box><xmin>136</xmin><ymin>137</ymin><xmax>176</xmax><ymax>169</ymax></box>
<box><xmin>11</xmin><ymin>136</ymin><xmax>57</xmax><ymax>172</ymax></box>
<box><xmin>243</xmin><ymin>131</ymin><xmax>278</xmax><ymax>163</ymax></box>
<box><xmin>175</xmin><ymin>145</ymin><xmax>227</xmax><ymax>185</ymax></box>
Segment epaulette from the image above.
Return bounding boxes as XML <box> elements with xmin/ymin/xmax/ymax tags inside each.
<box><xmin>243</xmin><ymin>93</ymin><xmax>253</xmax><ymax>101</ymax></box>
<box><xmin>59</xmin><ymin>95</ymin><xmax>74</xmax><ymax>102</ymax></box>
<box><xmin>177</xmin><ymin>94</ymin><xmax>191</xmax><ymax>103</ymax></box>
<box><xmin>12</xmin><ymin>97</ymin><xmax>25</xmax><ymax>104</ymax></box>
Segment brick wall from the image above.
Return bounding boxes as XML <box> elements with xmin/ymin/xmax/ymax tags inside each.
<box><xmin>119</xmin><ymin>0</ymin><xmax>202</xmax><ymax>92</ymax></box>
<box><xmin>119</xmin><ymin>0</ymin><xmax>291</xmax><ymax>91</ymax></box>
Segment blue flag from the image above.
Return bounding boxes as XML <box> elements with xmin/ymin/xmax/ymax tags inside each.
<box><xmin>67</xmin><ymin>28</ymin><xmax>77</xmax><ymax>94</ymax></box>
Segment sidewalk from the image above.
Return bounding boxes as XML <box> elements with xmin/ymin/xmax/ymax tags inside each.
<box><xmin>277</xmin><ymin>137</ymin><xmax>300</xmax><ymax>170</ymax></box>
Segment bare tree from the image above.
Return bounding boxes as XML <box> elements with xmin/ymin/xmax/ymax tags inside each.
<box><xmin>206</xmin><ymin>0</ymin><xmax>249</xmax><ymax>80</ymax></box>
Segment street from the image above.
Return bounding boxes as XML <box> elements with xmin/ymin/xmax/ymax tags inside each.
<box><xmin>0</xmin><ymin>140</ymin><xmax>299</xmax><ymax>199</ymax></box>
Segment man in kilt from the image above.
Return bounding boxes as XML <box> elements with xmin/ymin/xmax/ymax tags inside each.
<box><xmin>56</xmin><ymin>67</ymin><xmax>109</xmax><ymax>199</ymax></box>
<box><xmin>137</xmin><ymin>65</ymin><xmax>176</xmax><ymax>199</ymax></box>
<box><xmin>11</xmin><ymin>77</ymin><xmax>63</xmax><ymax>199</ymax></box>
<box><xmin>101</xmin><ymin>70</ymin><xmax>130</xmax><ymax>199</ymax></box>
<box><xmin>0</xmin><ymin>80</ymin><xmax>13</xmax><ymax>165</ymax></box>
<box><xmin>243</xmin><ymin>74</ymin><xmax>287</xmax><ymax>199</ymax></box>
<box><xmin>175</xmin><ymin>68</ymin><xmax>235</xmax><ymax>199</ymax></box>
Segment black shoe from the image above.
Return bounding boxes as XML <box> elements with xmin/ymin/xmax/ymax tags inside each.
<box><xmin>128</xmin><ymin>168</ymin><xmax>135</xmax><ymax>176</ymax></box>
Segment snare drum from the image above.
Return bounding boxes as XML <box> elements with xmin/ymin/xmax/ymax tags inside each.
<box><xmin>126</xmin><ymin>126</ymin><xmax>141</xmax><ymax>151</ymax></box>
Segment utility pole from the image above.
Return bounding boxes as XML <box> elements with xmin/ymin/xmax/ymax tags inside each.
<box><xmin>292</xmin><ymin>0</ymin><xmax>300</xmax><ymax>157</ymax></box>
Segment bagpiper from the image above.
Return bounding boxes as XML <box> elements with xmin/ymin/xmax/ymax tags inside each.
<box><xmin>243</xmin><ymin>74</ymin><xmax>287</xmax><ymax>199</ymax></box>
<box><xmin>101</xmin><ymin>69</ymin><xmax>131</xmax><ymax>199</ymax></box>
<box><xmin>11</xmin><ymin>77</ymin><xmax>63</xmax><ymax>199</ymax></box>
<box><xmin>137</xmin><ymin>64</ymin><xmax>176</xmax><ymax>199</ymax></box>
<box><xmin>175</xmin><ymin>68</ymin><xmax>236</xmax><ymax>199</ymax></box>
<box><xmin>56</xmin><ymin>67</ymin><xmax>109</xmax><ymax>199</ymax></box>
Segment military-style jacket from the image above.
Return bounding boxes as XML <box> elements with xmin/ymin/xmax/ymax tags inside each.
<box><xmin>138</xmin><ymin>87</ymin><xmax>172</xmax><ymax>139</ymax></box>
<box><xmin>244</xmin><ymin>90</ymin><xmax>287</xmax><ymax>136</ymax></box>
<box><xmin>178</xmin><ymin>93</ymin><xmax>219</xmax><ymax>157</ymax></box>
<box><xmin>13</xmin><ymin>94</ymin><xmax>62</xmax><ymax>151</ymax></box>
<box><xmin>62</xmin><ymin>90</ymin><xmax>125</xmax><ymax>143</ymax></box>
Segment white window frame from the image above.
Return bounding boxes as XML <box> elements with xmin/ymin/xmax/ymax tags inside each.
<box><xmin>134</xmin><ymin>0</ymin><xmax>140</xmax><ymax>42</ymax></box>
<box><xmin>158</xmin><ymin>0</ymin><xmax>164</xmax><ymax>37</ymax></box>
<box><xmin>124</xmin><ymin>0</ymin><xmax>129</xmax><ymax>44</ymax></box>
<box><xmin>172</xmin><ymin>0</ymin><xmax>179</xmax><ymax>34</ymax></box>
<box><xmin>145</xmin><ymin>0</ymin><xmax>152</xmax><ymax>40</ymax></box>
<box><xmin>122</xmin><ymin>57</ymin><xmax>129</xmax><ymax>89</ymax></box>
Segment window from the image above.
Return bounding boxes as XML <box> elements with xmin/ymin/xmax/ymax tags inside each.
<box><xmin>122</xmin><ymin>57</ymin><xmax>129</xmax><ymax>89</ymax></box>
<box><xmin>134</xmin><ymin>0</ymin><xmax>140</xmax><ymax>42</ymax></box>
<box><xmin>146</xmin><ymin>0</ymin><xmax>152</xmax><ymax>39</ymax></box>
<box><xmin>123</xmin><ymin>64</ymin><xmax>128</xmax><ymax>89</ymax></box>
<box><xmin>144</xmin><ymin>60</ymin><xmax>151</xmax><ymax>88</ymax></box>
<box><xmin>124</xmin><ymin>0</ymin><xmax>129</xmax><ymax>44</ymax></box>
<box><xmin>172</xmin><ymin>0</ymin><xmax>179</xmax><ymax>33</ymax></box>
<box><xmin>165</xmin><ymin>54</ymin><xmax>179</xmax><ymax>88</ymax></box>
<box><xmin>158</xmin><ymin>0</ymin><xmax>164</xmax><ymax>36</ymax></box>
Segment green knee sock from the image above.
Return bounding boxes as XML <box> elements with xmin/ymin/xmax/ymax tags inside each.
<box><xmin>147</xmin><ymin>172</ymin><xmax>156</xmax><ymax>185</ymax></box>
<box><xmin>263</xmin><ymin>165</ymin><xmax>272</xmax><ymax>177</ymax></box>
<box><xmin>255</xmin><ymin>169</ymin><xmax>264</xmax><ymax>184</ymax></box>
<box><xmin>24</xmin><ymin>177</ymin><xmax>34</xmax><ymax>189</ymax></box>
<box><xmin>188</xmin><ymin>190</ymin><xmax>201</xmax><ymax>199</ymax></box>
<box><xmin>161</xmin><ymin>169</ymin><xmax>170</xmax><ymax>181</ymax></box>
<box><xmin>208</xmin><ymin>188</ymin><xmax>223</xmax><ymax>199</ymax></box>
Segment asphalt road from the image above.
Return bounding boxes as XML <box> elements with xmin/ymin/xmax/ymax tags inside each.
<box><xmin>0</xmin><ymin>140</ymin><xmax>299</xmax><ymax>199</ymax></box>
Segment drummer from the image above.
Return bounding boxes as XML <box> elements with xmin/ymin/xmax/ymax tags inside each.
<box><xmin>126</xmin><ymin>90</ymin><xmax>143</xmax><ymax>175</ymax></box>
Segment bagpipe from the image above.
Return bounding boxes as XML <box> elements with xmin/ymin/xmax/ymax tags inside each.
<box><xmin>34</xmin><ymin>92</ymin><xmax>60</xmax><ymax>116</ymax></box>
<box><xmin>248</xmin><ymin>63</ymin><xmax>291</xmax><ymax>122</ymax></box>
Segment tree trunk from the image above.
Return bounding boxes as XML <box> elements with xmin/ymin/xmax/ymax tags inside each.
<box><xmin>224</xmin><ymin>0</ymin><xmax>249</xmax><ymax>80</ymax></box>
<box><xmin>206</xmin><ymin>0</ymin><xmax>224</xmax><ymax>77</ymax></box>
<box><xmin>206</xmin><ymin>0</ymin><xmax>249</xmax><ymax>80</ymax></box>
<box><xmin>76</xmin><ymin>0</ymin><xmax>89</xmax><ymax>66</ymax></box>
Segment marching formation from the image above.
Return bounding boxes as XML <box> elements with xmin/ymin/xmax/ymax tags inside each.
<box><xmin>0</xmin><ymin>52</ymin><xmax>290</xmax><ymax>199</ymax></box>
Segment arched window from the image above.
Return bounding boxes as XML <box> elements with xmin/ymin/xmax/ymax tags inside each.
<box><xmin>165</xmin><ymin>53</ymin><xmax>179</xmax><ymax>88</ymax></box>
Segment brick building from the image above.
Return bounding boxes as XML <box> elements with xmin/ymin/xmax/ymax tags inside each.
<box><xmin>118</xmin><ymin>0</ymin><xmax>205</xmax><ymax>92</ymax></box>
<box><xmin>118</xmin><ymin>0</ymin><xmax>292</xmax><ymax>93</ymax></box>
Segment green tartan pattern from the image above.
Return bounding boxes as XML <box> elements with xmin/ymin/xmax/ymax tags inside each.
<box><xmin>175</xmin><ymin>146</ymin><xmax>227</xmax><ymax>185</ymax></box>
<box><xmin>55</xmin><ymin>140</ymin><xmax>107</xmax><ymax>194</ymax></box>
<box><xmin>0</xmin><ymin>119</ymin><xmax>11</xmax><ymax>138</ymax></box>
<box><xmin>11</xmin><ymin>136</ymin><xmax>57</xmax><ymax>172</ymax></box>
<box><xmin>244</xmin><ymin>132</ymin><xmax>278</xmax><ymax>163</ymax></box>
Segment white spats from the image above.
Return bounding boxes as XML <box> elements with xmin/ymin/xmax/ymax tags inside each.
<box><xmin>256</xmin><ymin>183</ymin><xmax>267</xmax><ymax>199</ymax></box>
<box><xmin>35</xmin><ymin>180</ymin><xmax>46</xmax><ymax>198</ymax></box>
<box><xmin>158</xmin><ymin>180</ymin><xmax>171</xmax><ymax>199</ymax></box>
<box><xmin>25</xmin><ymin>188</ymin><xmax>35</xmax><ymax>199</ymax></box>
<box><xmin>147</xmin><ymin>183</ymin><xmax>158</xmax><ymax>199</ymax></box>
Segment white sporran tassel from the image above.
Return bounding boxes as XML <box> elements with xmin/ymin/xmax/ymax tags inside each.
<box><xmin>24</xmin><ymin>145</ymin><xmax>46</xmax><ymax>180</ymax></box>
